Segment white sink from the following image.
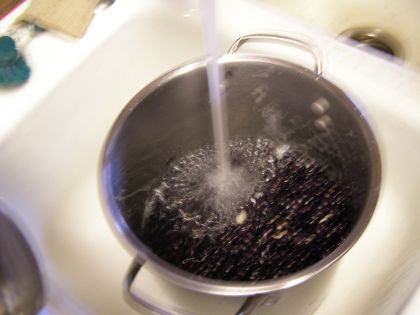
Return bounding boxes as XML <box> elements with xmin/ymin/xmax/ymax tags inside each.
<box><xmin>0</xmin><ymin>0</ymin><xmax>420</xmax><ymax>314</ymax></box>
<box><xmin>259</xmin><ymin>0</ymin><xmax>420</xmax><ymax>69</ymax></box>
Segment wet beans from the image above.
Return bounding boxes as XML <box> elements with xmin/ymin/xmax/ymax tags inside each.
<box><xmin>142</xmin><ymin>138</ymin><xmax>355</xmax><ymax>281</ymax></box>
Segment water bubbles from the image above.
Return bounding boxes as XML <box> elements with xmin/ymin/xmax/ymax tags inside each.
<box><xmin>275</xmin><ymin>144</ymin><xmax>290</xmax><ymax>159</ymax></box>
<box><xmin>205</xmin><ymin>166</ymin><xmax>255</xmax><ymax>221</ymax></box>
<box><xmin>142</xmin><ymin>138</ymin><xmax>355</xmax><ymax>281</ymax></box>
<box><xmin>254</xmin><ymin>192</ymin><xmax>264</xmax><ymax>199</ymax></box>
<box><xmin>143</xmin><ymin>139</ymin><xmax>266</xmax><ymax>237</ymax></box>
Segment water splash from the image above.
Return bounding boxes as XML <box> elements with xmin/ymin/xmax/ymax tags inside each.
<box><xmin>142</xmin><ymin>138</ymin><xmax>355</xmax><ymax>281</ymax></box>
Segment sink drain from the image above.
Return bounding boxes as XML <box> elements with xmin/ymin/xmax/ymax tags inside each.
<box><xmin>340</xmin><ymin>27</ymin><xmax>403</xmax><ymax>60</ymax></box>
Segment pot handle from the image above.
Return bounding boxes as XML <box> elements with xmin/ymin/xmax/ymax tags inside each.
<box><xmin>235</xmin><ymin>295</ymin><xmax>269</xmax><ymax>315</ymax></box>
<box><xmin>124</xmin><ymin>258</ymin><xmax>267</xmax><ymax>315</ymax></box>
<box><xmin>228</xmin><ymin>33</ymin><xmax>323</xmax><ymax>76</ymax></box>
<box><xmin>124</xmin><ymin>259</ymin><xmax>179</xmax><ymax>315</ymax></box>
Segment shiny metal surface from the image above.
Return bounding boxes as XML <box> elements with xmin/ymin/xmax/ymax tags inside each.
<box><xmin>100</xmin><ymin>35</ymin><xmax>381</xmax><ymax>314</ymax></box>
<box><xmin>124</xmin><ymin>259</ymin><xmax>276</xmax><ymax>315</ymax></box>
<box><xmin>95</xmin><ymin>0</ymin><xmax>115</xmax><ymax>14</ymax></box>
<box><xmin>340</xmin><ymin>27</ymin><xmax>404</xmax><ymax>60</ymax></box>
<box><xmin>228</xmin><ymin>33</ymin><xmax>323</xmax><ymax>76</ymax></box>
<box><xmin>124</xmin><ymin>259</ymin><xmax>187</xmax><ymax>315</ymax></box>
<box><xmin>0</xmin><ymin>206</ymin><xmax>44</xmax><ymax>315</ymax></box>
<box><xmin>235</xmin><ymin>295</ymin><xmax>267</xmax><ymax>315</ymax></box>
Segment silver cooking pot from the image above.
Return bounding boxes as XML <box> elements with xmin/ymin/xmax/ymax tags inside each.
<box><xmin>100</xmin><ymin>33</ymin><xmax>381</xmax><ymax>314</ymax></box>
<box><xmin>0</xmin><ymin>202</ymin><xmax>44</xmax><ymax>315</ymax></box>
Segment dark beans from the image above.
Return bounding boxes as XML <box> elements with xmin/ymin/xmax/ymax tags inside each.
<box><xmin>141</xmin><ymin>138</ymin><xmax>355</xmax><ymax>281</ymax></box>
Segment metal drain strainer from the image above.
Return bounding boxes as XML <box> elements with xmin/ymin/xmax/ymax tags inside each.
<box><xmin>340</xmin><ymin>27</ymin><xmax>404</xmax><ymax>60</ymax></box>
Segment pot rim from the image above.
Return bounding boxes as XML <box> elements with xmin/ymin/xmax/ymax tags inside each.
<box><xmin>99</xmin><ymin>54</ymin><xmax>381</xmax><ymax>296</ymax></box>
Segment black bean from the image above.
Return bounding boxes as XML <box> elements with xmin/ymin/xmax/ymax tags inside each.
<box><xmin>140</xmin><ymin>138</ymin><xmax>356</xmax><ymax>281</ymax></box>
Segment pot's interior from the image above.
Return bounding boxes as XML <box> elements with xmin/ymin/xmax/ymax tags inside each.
<box><xmin>103</xmin><ymin>56</ymin><xmax>378</xmax><ymax>281</ymax></box>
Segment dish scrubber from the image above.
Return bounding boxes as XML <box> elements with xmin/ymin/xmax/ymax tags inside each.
<box><xmin>21</xmin><ymin>0</ymin><xmax>100</xmax><ymax>38</ymax></box>
<box><xmin>0</xmin><ymin>22</ymin><xmax>42</xmax><ymax>87</ymax></box>
<box><xmin>0</xmin><ymin>35</ymin><xmax>30</xmax><ymax>86</ymax></box>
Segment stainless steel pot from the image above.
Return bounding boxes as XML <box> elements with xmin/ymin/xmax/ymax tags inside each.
<box><xmin>100</xmin><ymin>33</ymin><xmax>381</xmax><ymax>315</ymax></box>
<box><xmin>0</xmin><ymin>203</ymin><xmax>44</xmax><ymax>315</ymax></box>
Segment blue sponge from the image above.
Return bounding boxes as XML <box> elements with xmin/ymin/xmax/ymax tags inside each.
<box><xmin>0</xmin><ymin>35</ymin><xmax>30</xmax><ymax>87</ymax></box>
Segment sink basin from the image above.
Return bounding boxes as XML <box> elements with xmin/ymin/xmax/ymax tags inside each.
<box><xmin>0</xmin><ymin>0</ymin><xmax>420</xmax><ymax>314</ymax></box>
<box><xmin>259</xmin><ymin>0</ymin><xmax>420</xmax><ymax>69</ymax></box>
